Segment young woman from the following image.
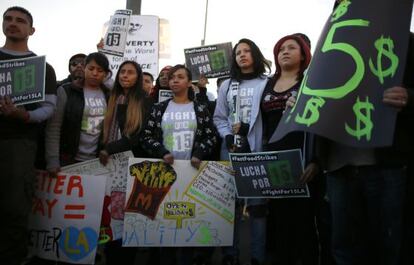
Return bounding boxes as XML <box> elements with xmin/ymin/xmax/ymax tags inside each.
<box><xmin>97</xmin><ymin>60</ymin><xmax>150</xmax><ymax>265</ymax></box>
<box><xmin>213</xmin><ymin>38</ymin><xmax>270</xmax><ymax>265</ymax></box>
<box><xmin>99</xmin><ymin>60</ymin><xmax>150</xmax><ymax>164</ymax></box>
<box><xmin>46</xmin><ymin>52</ymin><xmax>110</xmax><ymax>174</ymax></box>
<box><xmin>261</xmin><ymin>34</ymin><xmax>319</xmax><ymax>265</ymax></box>
<box><xmin>141</xmin><ymin>64</ymin><xmax>217</xmax><ymax>265</ymax></box>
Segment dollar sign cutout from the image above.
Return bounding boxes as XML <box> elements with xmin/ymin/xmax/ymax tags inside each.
<box><xmin>331</xmin><ymin>0</ymin><xmax>351</xmax><ymax>22</ymax></box>
<box><xmin>345</xmin><ymin>96</ymin><xmax>375</xmax><ymax>141</ymax></box>
<box><xmin>295</xmin><ymin>97</ymin><xmax>326</xmax><ymax>127</ymax></box>
<box><xmin>369</xmin><ymin>36</ymin><xmax>399</xmax><ymax>84</ymax></box>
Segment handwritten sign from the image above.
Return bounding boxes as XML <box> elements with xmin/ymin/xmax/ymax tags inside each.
<box><xmin>61</xmin><ymin>151</ymin><xmax>133</xmax><ymax>242</ymax></box>
<box><xmin>186</xmin><ymin>161</ymin><xmax>235</xmax><ymax>223</ymax></box>
<box><xmin>229</xmin><ymin>150</ymin><xmax>309</xmax><ymax>198</ymax></box>
<box><xmin>0</xmin><ymin>56</ymin><xmax>46</xmax><ymax>105</ymax></box>
<box><xmin>123</xmin><ymin>159</ymin><xmax>235</xmax><ymax>247</ymax></box>
<box><xmin>28</xmin><ymin>171</ymin><xmax>106</xmax><ymax>264</ymax></box>
<box><xmin>272</xmin><ymin>0</ymin><xmax>413</xmax><ymax>147</ymax></box>
<box><xmin>184</xmin><ymin>42</ymin><xmax>232</xmax><ymax>81</ymax></box>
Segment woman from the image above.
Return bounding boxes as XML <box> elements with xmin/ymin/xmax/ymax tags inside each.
<box><xmin>141</xmin><ymin>64</ymin><xmax>217</xmax><ymax>265</ymax></box>
<box><xmin>46</xmin><ymin>52</ymin><xmax>110</xmax><ymax>174</ymax></box>
<box><xmin>99</xmin><ymin>60</ymin><xmax>150</xmax><ymax>164</ymax></box>
<box><xmin>213</xmin><ymin>38</ymin><xmax>270</xmax><ymax>265</ymax></box>
<box><xmin>261</xmin><ymin>34</ymin><xmax>319</xmax><ymax>265</ymax></box>
<box><xmin>98</xmin><ymin>60</ymin><xmax>150</xmax><ymax>265</ymax></box>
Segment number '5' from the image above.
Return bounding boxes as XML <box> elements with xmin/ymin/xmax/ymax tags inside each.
<box><xmin>302</xmin><ymin>19</ymin><xmax>370</xmax><ymax>99</ymax></box>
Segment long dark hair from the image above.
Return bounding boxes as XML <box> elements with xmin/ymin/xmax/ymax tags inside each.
<box><xmin>230</xmin><ymin>38</ymin><xmax>271</xmax><ymax>81</ymax></box>
<box><xmin>104</xmin><ymin>61</ymin><xmax>145</xmax><ymax>141</ymax></box>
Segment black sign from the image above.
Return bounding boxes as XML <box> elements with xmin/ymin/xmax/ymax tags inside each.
<box><xmin>184</xmin><ymin>42</ymin><xmax>232</xmax><ymax>81</ymax></box>
<box><xmin>229</xmin><ymin>150</ymin><xmax>309</xmax><ymax>198</ymax></box>
<box><xmin>272</xmin><ymin>0</ymin><xmax>413</xmax><ymax>147</ymax></box>
<box><xmin>0</xmin><ymin>56</ymin><xmax>46</xmax><ymax>105</ymax></box>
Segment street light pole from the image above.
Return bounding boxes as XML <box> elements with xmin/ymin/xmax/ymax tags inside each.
<box><xmin>126</xmin><ymin>0</ymin><xmax>142</xmax><ymax>14</ymax></box>
<box><xmin>201</xmin><ymin>0</ymin><xmax>209</xmax><ymax>45</ymax></box>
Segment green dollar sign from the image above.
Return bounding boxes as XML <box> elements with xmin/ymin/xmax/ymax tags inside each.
<box><xmin>331</xmin><ymin>0</ymin><xmax>351</xmax><ymax>22</ymax></box>
<box><xmin>345</xmin><ymin>96</ymin><xmax>375</xmax><ymax>141</ymax></box>
<box><xmin>295</xmin><ymin>97</ymin><xmax>326</xmax><ymax>127</ymax></box>
<box><xmin>369</xmin><ymin>36</ymin><xmax>399</xmax><ymax>84</ymax></box>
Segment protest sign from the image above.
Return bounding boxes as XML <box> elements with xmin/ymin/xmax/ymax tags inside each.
<box><xmin>28</xmin><ymin>171</ymin><xmax>106</xmax><ymax>264</ymax></box>
<box><xmin>158</xmin><ymin>89</ymin><xmax>173</xmax><ymax>102</ymax></box>
<box><xmin>272</xmin><ymin>0</ymin><xmax>413</xmax><ymax>147</ymax></box>
<box><xmin>61</xmin><ymin>151</ymin><xmax>133</xmax><ymax>242</ymax></box>
<box><xmin>184</xmin><ymin>42</ymin><xmax>232</xmax><ymax>81</ymax></box>
<box><xmin>105</xmin><ymin>15</ymin><xmax>159</xmax><ymax>78</ymax></box>
<box><xmin>0</xmin><ymin>55</ymin><xmax>45</xmax><ymax>105</ymax></box>
<box><xmin>123</xmin><ymin>159</ymin><xmax>235</xmax><ymax>247</ymax></box>
<box><xmin>101</xmin><ymin>10</ymin><xmax>132</xmax><ymax>57</ymax></box>
<box><xmin>229</xmin><ymin>150</ymin><xmax>309</xmax><ymax>198</ymax></box>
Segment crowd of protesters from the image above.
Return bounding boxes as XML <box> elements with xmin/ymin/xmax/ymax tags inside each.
<box><xmin>0</xmin><ymin>2</ymin><xmax>413</xmax><ymax>265</ymax></box>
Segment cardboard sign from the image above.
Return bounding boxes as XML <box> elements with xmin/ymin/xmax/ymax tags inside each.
<box><xmin>229</xmin><ymin>150</ymin><xmax>309</xmax><ymax>198</ymax></box>
<box><xmin>123</xmin><ymin>159</ymin><xmax>235</xmax><ymax>247</ymax></box>
<box><xmin>272</xmin><ymin>0</ymin><xmax>413</xmax><ymax>147</ymax></box>
<box><xmin>184</xmin><ymin>42</ymin><xmax>232</xmax><ymax>81</ymax></box>
<box><xmin>0</xmin><ymin>56</ymin><xmax>46</xmax><ymax>105</ymax></box>
<box><xmin>28</xmin><ymin>171</ymin><xmax>106</xmax><ymax>264</ymax></box>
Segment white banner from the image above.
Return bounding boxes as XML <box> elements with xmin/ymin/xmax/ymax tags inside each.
<box><xmin>106</xmin><ymin>15</ymin><xmax>159</xmax><ymax>78</ymax></box>
<box><xmin>28</xmin><ymin>171</ymin><xmax>106</xmax><ymax>264</ymax></box>
<box><xmin>123</xmin><ymin>159</ymin><xmax>235</xmax><ymax>247</ymax></box>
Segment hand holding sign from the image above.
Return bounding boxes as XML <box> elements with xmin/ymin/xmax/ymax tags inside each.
<box><xmin>383</xmin><ymin>86</ymin><xmax>408</xmax><ymax>110</ymax></box>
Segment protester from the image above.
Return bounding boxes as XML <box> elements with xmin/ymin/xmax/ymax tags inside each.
<box><xmin>261</xmin><ymin>34</ymin><xmax>319</xmax><ymax>265</ymax></box>
<box><xmin>143</xmin><ymin>71</ymin><xmax>155</xmax><ymax>96</ymax></box>
<box><xmin>97</xmin><ymin>60</ymin><xmax>151</xmax><ymax>264</ymax></box>
<box><xmin>286</xmin><ymin>27</ymin><xmax>414</xmax><ymax>265</ymax></box>
<box><xmin>57</xmin><ymin>53</ymin><xmax>87</xmax><ymax>87</ymax></box>
<box><xmin>0</xmin><ymin>6</ymin><xmax>57</xmax><ymax>265</ymax></box>
<box><xmin>100</xmin><ymin>60</ymin><xmax>151</xmax><ymax>163</ymax></box>
<box><xmin>150</xmin><ymin>65</ymin><xmax>172</xmax><ymax>102</ymax></box>
<box><xmin>45</xmin><ymin>52</ymin><xmax>110</xmax><ymax>175</ymax></box>
<box><xmin>141</xmin><ymin>64</ymin><xmax>217</xmax><ymax>265</ymax></box>
<box><xmin>213</xmin><ymin>38</ymin><xmax>270</xmax><ymax>265</ymax></box>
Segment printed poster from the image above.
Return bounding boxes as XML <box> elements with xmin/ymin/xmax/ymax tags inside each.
<box><xmin>272</xmin><ymin>0</ymin><xmax>413</xmax><ymax>147</ymax></box>
<box><xmin>158</xmin><ymin>89</ymin><xmax>173</xmax><ymax>102</ymax></box>
<box><xmin>0</xmin><ymin>55</ymin><xmax>46</xmax><ymax>105</ymax></box>
<box><xmin>123</xmin><ymin>159</ymin><xmax>235</xmax><ymax>247</ymax></box>
<box><xmin>229</xmin><ymin>150</ymin><xmax>309</xmax><ymax>198</ymax></box>
<box><xmin>106</xmin><ymin>15</ymin><xmax>159</xmax><ymax>78</ymax></box>
<box><xmin>61</xmin><ymin>151</ymin><xmax>133</xmax><ymax>242</ymax></box>
<box><xmin>184</xmin><ymin>42</ymin><xmax>232</xmax><ymax>81</ymax></box>
<box><xmin>28</xmin><ymin>171</ymin><xmax>106</xmax><ymax>264</ymax></box>
<box><xmin>101</xmin><ymin>9</ymin><xmax>132</xmax><ymax>57</ymax></box>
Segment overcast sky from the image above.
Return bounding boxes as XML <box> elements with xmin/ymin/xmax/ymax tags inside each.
<box><xmin>1</xmin><ymin>0</ymin><xmax>414</xmax><ymax>83</ymax></box>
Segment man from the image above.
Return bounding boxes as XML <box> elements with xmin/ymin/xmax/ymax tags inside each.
<box><xmin>310</xmin><ymin>35</ymin><xmax>414</xmax><ymax>265</ymax></box>
<box><xmin>57</xmin><ymin>53</ymin><xmax>86</xmax><ymax>87</ymax></box>
<box><xmin>0</xmin><ymin>6</ymin><xmax>56</xmax><ymax>265</ymax></box>
<box><xmin>142</xmin><ymin>71</ymin><xmax>154</xmax><ymax>95</ymax></box>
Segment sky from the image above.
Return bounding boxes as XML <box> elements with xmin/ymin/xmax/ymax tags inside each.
<box><xmin>1</xmin><ymin>0</ymin><xmax>414</xmax><ymax>91</ymax></box>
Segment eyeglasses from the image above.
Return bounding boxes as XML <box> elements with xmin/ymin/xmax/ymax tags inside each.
<box><xmin>70</xmin><ymin>60</ymin><xmax>85</xmax><ymax>67</ymax></box>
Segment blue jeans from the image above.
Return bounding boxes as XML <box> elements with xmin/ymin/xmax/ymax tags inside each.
<box><xmin>327</xmin><ymin>165</ymin><xmax>406</xmax><ymax>265</ymax></box>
